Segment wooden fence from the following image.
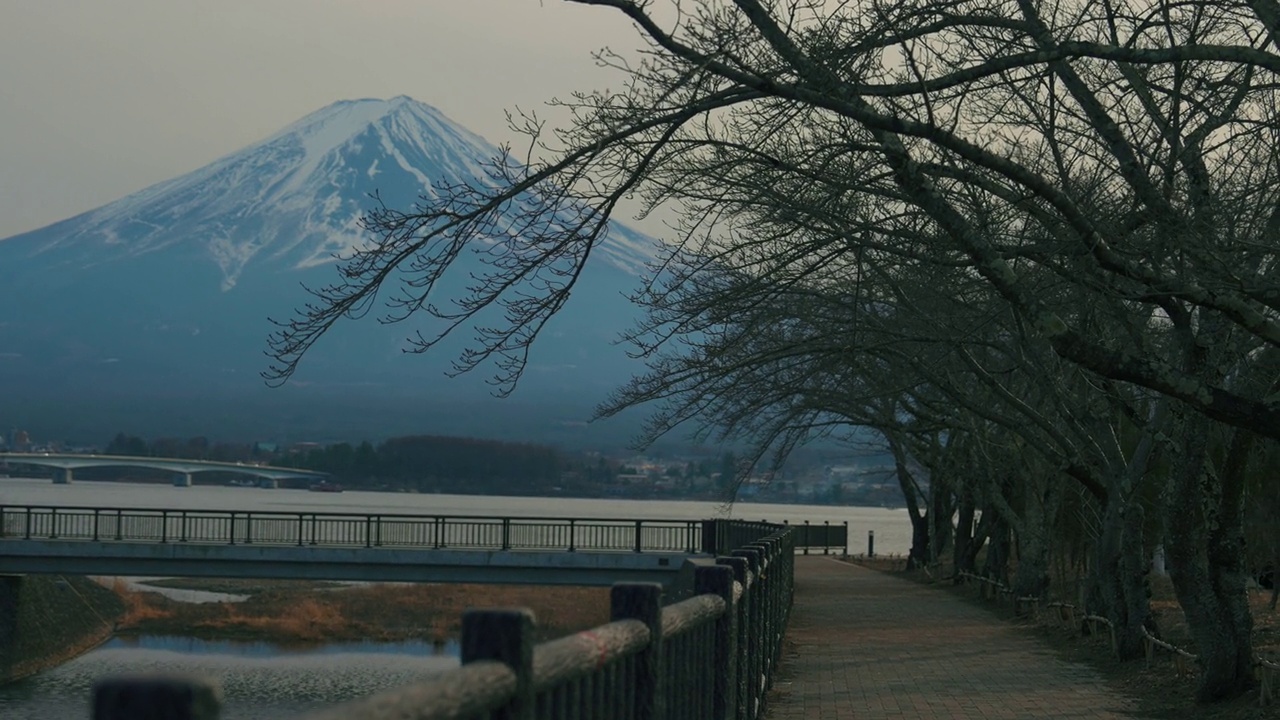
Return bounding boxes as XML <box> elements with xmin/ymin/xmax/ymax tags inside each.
<box><xmin>92</xmin><ymin>522</ymin><xmax>797</xmax><ymax>720</ymax></box>
<box><xmin>956</xmin><ymin>570</ymin><xmax>1280</xmax><ymax>707</ymax></box>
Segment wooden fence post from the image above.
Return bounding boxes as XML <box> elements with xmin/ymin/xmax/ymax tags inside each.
<box><xmin>733</xmin><ymin>546</ymin><xmax>763</xmax><ymax>718</ymax></box>
<box><xmin>697</xmin><ymin>564</ymin><xmax>738</xmax><ymax>720</ymax></box>
<box><xmin>718</xmin><ymin>555</ymin><xmax>750</xmax><ymax>720</ymax></box>
<box><xmin>747</xmin><ymin>541</ymin><xmax>776</xmax><ymax>688</ymax></box>
<box><xmin>612</xmin><ymin>582</ymin><xmax>665</xmax><ymax>720</ymax></box>
<box><xmin>93</xmin><ymin>674</ymin><xmax>222</xmax><ymax>720</ymax></box>
<box><xmin>461</xmin><ymin>609</ymin><xmax>534</xmax><ymax>720</ymax></box>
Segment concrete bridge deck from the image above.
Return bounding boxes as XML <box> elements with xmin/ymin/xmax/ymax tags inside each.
<box><xmin>766</xmin><ymin>557</ymin><xmax>1139</xmax><ymax>719</ymax></box>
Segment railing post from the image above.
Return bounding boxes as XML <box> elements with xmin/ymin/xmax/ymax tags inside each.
<box><xmin>93</xmin><ymin>509</ymin><xmax>100</xmax><ymax>542</ymax></box>
<box><xmin>24</xmin><ymin>507</ymin><xmax>31</xmax><ymax>540</ymax></box>
<box><xmin>843</xmin><ymin>521</ymin><xmax>849</xmax><ymax>556</ymax></box>
<box><xmin>696</xmin><ymin>564</ymin><xmax>737</xmax><ymax>720</ymax></box>
<box><xmin>228</xmin><ymin>512</ymin><xmax>236</xmax><ymax>545</ymax></box>
<box><xmin>93</xmin><ymin>674</ymin><xmax>223</xmax><ymax>720</ymax></box>
<box><xmin>718</xmin><ymin>555</ymin><xmax>750</xmax><ymax>720</ymax></box>
<box><xmin>747</xmin><ymin>542</ymin><xmax>774</xmax><ymax>691</ymax></box>
<box><xmin>180</xmin><ymin>512</ymin><xmax>188</xmax><ymax>543</ymax></box>
<box><xmin>732</xmin><ymin>546</ymin><xmax>762</xmax><ymax>719</ymax></box>
<box><xmin>374</xmin><ymin>515</ymin><xmax>382</xmax><ymax>547</ymax></box>
<box><xmin>244</xmin><ymin>513</ymin><xmax>253</xmax><ymax>544</ymax></box>
<box><xmin>115</xmin><ymin>509</ymin><xmax>123</xmax><ymax>541</ymax></box>
<box><xmin>502</xmin><ymin>518</ymin><xmax>511</xmax><ymax>551</ymax></box>
<box><xmin>634</xmin><ymin>520</ymin><xmax>644</xmax><ymax>552</ymax></box>
<box><xmin>160</xmin><ymin>511</ymin><xmax>167</xmax><ymax>544</ymax></box>
<box><xmin>823</xmin><ymin>521</ymin><xmax>830</xmax><ymax>555</ymax></box>
<box><xmin>461</xmin><ymin>609</ymin><xmax>534</xmax><ymax>720</ymax></box>
<box><xmin>802</xmin><ymin>520</ymin><xmax>809</xmax><ymax>555</ymax></box>
<box><xmin>612</xmin><ymin>582</ymin><xmax>664</xmax><ymax>720</ymax></box>
<box><xmin>50</xmin><ymin>507</ymin><xmax>58</xmax><ymax>539</ymax></box>
<box><xmin>701</xmin><ymin>519</ymin><xmax>720</xmax><ymax>555</ymax></box>
<box><xmin>568</xmin><ymin>519</ymin><xmax>576</xmax><ymax>552</ymax></box>
<box><xmin>868</xmin><ymin>529</ymin><xmax>875</xmax><ymax>558</ymax></box>
<box><xmin>365</xmin><ymin>516</ymin><xmax>374</xmax><ymax>548</ymax></box>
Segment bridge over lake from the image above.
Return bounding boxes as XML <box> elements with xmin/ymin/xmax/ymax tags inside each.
<box><xmin>0</xmin><ymin>452</ymin><xmax>325</xmax><ymax>486</ymax></box>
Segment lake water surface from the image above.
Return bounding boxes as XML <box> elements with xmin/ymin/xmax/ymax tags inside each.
<box><xmin>0</xmin><ymin>478</ymin><xmax>910</xmax><ymax>717</ymax></box>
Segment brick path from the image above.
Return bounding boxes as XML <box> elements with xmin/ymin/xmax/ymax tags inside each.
<box><xmin>765</xmin><ymin>557</ymin><xmax>1138</xmax><ymax>719</ymax></box>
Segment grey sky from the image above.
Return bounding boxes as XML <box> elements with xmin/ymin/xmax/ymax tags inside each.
<box><xmin>0</xmin><ymin>1</ymin><xmax>642</xmax><ymax>239</ymax></box>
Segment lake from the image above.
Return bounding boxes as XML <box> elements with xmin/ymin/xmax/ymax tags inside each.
<box><xmin>0</xmin><ymin>478</ymin><xmax>911</xmax><ymax>718</ymax></box>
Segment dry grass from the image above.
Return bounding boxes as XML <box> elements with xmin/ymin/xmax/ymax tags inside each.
<box><xmin>109</xmin><ymin>578</ymin><xmax>175</xmax><ymax>626</ymax></box>
<box><xmin>108</xmin><ymin>580</ymin><xmax>610</xmax><ymax>644</ymax></box>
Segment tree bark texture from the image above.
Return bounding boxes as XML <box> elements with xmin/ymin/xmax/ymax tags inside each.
<box><xmin>1088</xmin><ymin>495</ymin><xmax>1150</xmax><ymax>660</ymax></box>
<box><xmin>1164</xmin><ymin>415</ymin><xmax>1256</xmax><ymax>701</ymax></box>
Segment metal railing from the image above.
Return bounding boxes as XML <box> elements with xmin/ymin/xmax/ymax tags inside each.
<box><xmin>789</xmin><ymin>520</ymin><xmax>848</xmax><ymax>555</ymax></box>
<box><xmin>0</xmin><ymin>505</ymin><xmax>704</xmax><ymax>554</ymax></box>
<box><xmin>90</xmin><ymin>521</ymin><xmax>797</xmax><ymax>720</ymax></box>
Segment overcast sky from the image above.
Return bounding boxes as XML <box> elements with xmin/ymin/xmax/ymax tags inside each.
<box><xmin>0</xmin><ymin>1</ymin><xmax>644</xmax><ymax>239</ymax></box>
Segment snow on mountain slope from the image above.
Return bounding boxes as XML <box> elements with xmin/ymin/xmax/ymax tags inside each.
<box><xmin>4</xmin><ymin>96</ymin><xmax>654</xmax><ymax>289</ymax></box>
<box><xmin>0</xmin><ymin>97</ymin><xmax>660</xmax><ymax>443</ymax></box>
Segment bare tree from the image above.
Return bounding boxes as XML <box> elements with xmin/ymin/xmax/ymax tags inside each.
<box><xmin>265</xmin><ymin>0</ymin><xmax>1280</xmax><ymax>700</ymax></box>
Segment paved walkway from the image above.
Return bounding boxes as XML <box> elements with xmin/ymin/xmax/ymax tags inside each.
<box><xmin>765</xmin><ymin>557</ymin><xmax>1139</xmax><ymax>719</ymax></box>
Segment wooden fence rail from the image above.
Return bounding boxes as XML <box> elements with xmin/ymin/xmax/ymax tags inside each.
<box><xmin>957</xmin><ymin>571</ymin><xmax>1279</xmax><ymax>707</ymax></box>
<box><xmin>91</xmin><ymin>522</ymin><xmax>797</xmax><ymax>720</ymax></box>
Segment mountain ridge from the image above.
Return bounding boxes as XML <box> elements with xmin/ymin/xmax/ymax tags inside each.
<box><xmin>0</xmin><ymin>96</ymin><xmax>657</xmax><ymax>445</ymax></box>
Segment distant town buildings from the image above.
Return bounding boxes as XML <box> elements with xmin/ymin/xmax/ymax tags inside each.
<box><xmin>5</xmin><ymin>428</ymin><xmax>32</xmax><ymax>452</ymax></box>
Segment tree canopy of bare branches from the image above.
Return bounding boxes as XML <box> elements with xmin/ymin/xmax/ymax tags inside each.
<box><xmin>265</xmin><ymin>0</ymin><xmax>1280</xmax><ymax>702</ymax></box>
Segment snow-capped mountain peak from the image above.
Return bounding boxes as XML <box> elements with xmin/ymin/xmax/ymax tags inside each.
<box><xmin>4</xmin><ymin>96</ymin><xmax>654</xmax><ymax>291</ymax></box>
<box><xmin>0</xmin><ymin>97</ymin><xmax>658</xmax><ymax>444</ymax></box>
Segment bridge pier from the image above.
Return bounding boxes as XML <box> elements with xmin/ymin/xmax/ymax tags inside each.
<box><xmin>171</xmin><ymin>473</ymin><xmax>193</xmax><ymax>487</ymax></box>
<box><xmin>51</xmin><ymin>468</ymin><xmax>73</xmax><ymax>484</ymax></box>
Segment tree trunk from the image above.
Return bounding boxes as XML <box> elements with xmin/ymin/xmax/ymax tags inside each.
<box><xmin>953</xmin><ymin>487</ymin><xmax>978</xmax><ymax>579</ymax></box>
<box><xmin>1205</xmin><ymin>424</ymin><xmax>1256</xmax><ymax>696</ymax></box>
<box><xmin>1009</xmin><ymin>470</ymin><xmax>1057</xmax><ymax>599</ymax></box>
<box><xmin>907</xmin><ymin>514</ymin><xmax>931</xmax><ymax>570</ymax></box>
<box><xmin>1164</xmin><ymin>415</ymin><xmax>1255</xmax><ymax>702</ymax></box>
<box><xmin>1089</xmin><ymin>495</ymin><xmax>1150</xmax><ymax>660</ymax></box>
<box><xmin>982</xmin><ymin>514</ymin><xmax>1011</xmax><ymax>585</ymax></box>
<box><xmin>1012</xmin><ymin>527</ymin><xmax>1051</xmax><ymax>598</ymax></box>
<box><xmin>887</xmin><ymin>434</ymin><xmax>932</xmax><ymax>570</ymax></box>
<box><xmin>929</xmin><ymin>478</ymin><xmax>955</xmax><ymax>563</ymax></box>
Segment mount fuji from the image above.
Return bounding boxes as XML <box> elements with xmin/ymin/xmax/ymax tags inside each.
<box><xmin>0</xmin><ymin>97</ymin><xmax>657</xmax><ymax>445</ymax></box>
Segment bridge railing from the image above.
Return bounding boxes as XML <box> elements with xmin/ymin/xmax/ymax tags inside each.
<box><xmin>706</xmin><ymin>517</ymin><xmax>849</xmax><ymax>556</ymax></box>
<box><xmin>91</xmin><ymin>522</ymin><xmax>797</xmax><ymax>720</ymax></box>
<box><xmin>0</xmin><ymin>505</ymin><xmax>705</xmax><ymax>553</ymax></box>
